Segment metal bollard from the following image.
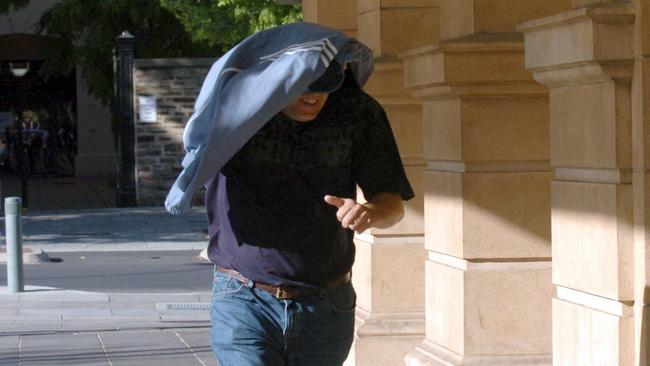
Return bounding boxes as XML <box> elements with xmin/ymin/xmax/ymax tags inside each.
<box><xmin>5</xmin><ymin>197</ymin><xmax>24</xmax><ymax>293</ymax></box>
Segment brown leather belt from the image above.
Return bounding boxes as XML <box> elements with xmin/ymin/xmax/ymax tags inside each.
<box><xmin>215</xmin><ymin>266</ymin><xmax>351</xmax><ymax>300</ymax></box>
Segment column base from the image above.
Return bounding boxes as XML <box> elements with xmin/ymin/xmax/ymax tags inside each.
<box><xmin>345</xmin><ymin>309</ymin><xmax>424</xmax><ymax>366</ymax></box>
<box><xmin>405</xmin><ymin>340</ymin><xmax>551</xmax><ymax>366</ymax></box>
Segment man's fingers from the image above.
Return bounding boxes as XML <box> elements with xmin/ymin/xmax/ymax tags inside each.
<box><xmin>350</xmin><ymin>210</ymin><xmax>372</xmax><ymax>233</ymax></box>
<box><xmin>341</xmin><ymin>204</ymin><xmax>365</xmax><ymax>228</ymax></box>
<box><xmin>336</xmin><ymin>200</ymin><xmax>356</xmax><ymax>221</ymax></box>
<box><xmin>324</xmin><ymin>195</ymin><xmax>346</xmax><ymax>208</ymax></box>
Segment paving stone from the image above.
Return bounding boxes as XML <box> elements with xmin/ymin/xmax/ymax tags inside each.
<box><xmin>109</xmin><ymin>301</ymin><xmax>156</xmax><ymax>310</ymax></box>
<box><xmin>0</xmin><ymin>309</ymin><xmax>18</xmax><ymax>316</ymax></box>
<box><xmin>61</xmin><ymin>321</ymin><xmax>118</xmax><ymax>332</ymax></box>
<box><xmin>10</xmin><ymin>301</ymin><xmax>64</xmax><ymax>309</ymax></box>
<box><xmin>159</xmin><ymin>312</ymin><xmax>210</xmax><ymax>322</ymax></box>
<box><xmin>99</xmin><ymin>330</ymin><xmax>202</xmax><ymax>366</ymax></box>
<box><xmin>175</xmin><ymin>330</ymin><xmax>216</xmax><ymax>366</ymax></box>
<box><xmin>196</xmin><ymin>293</ymin><xmax>213</xmax><ymax>303</ymax></box>
<box><xmin>20</xmin><ymin>332</ymin><xmax>108</xmax><ymax>366</ymax></box>
<box><xmin>18</xmin><ymin>309</ymin><xmax>62</xmax><ymax>316</ymax></box>
<box><xmin>0</xmin><ymin>322</ymin><xmax>17</xmax><ymax>333</ymax></box>
<box><xmin>109</xmin><ymin>294</ymin><xmax>201</xmax><ymax>303</ymax></box>
<box><xmin>0</xmin><ymin>335</ymin><xmax>19</xmax><ymax>366</ymax></box>
<box><xmin>110</xmin><ymin>308</ymin><xmax>161</xmax><ymax>320</ymax></box>
<box><xmin>161</xmin><ymin>321</ymin><xmax>210</xmax><ymax>329</ymax></box>
<box><xmin>12</xmin><ymin>322</ymin><xmax>62</xmax><ymax>333</ymax></box>
<box><xmin>19</xmin><ymin>292</ymin><xmax>109</xmax><ymax>303</ymax></box>
<box><xmin>61</xmin><ymin>308</ymin><xmax>112</xmax><ymax>319</ymax></box>
<box><xmin>63</xmin><ymin>301</ymin><xmax>112</xmax><ymax>309</ymax></box>
<box><xmin>114</xmin><ymin>321</ymin><xmax>167</xmax><ymax>331</ymax></box>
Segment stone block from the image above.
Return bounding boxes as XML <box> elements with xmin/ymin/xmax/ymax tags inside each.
<box><xmin>425</xmin><ymin>171</ymin><xmax>552</xmax><ymax>259</ymax></box>
<box><xmin>358</xmin><ymin>6</ymin><xmax>439</xmax><ymax>57</ymax></box>
<box><xmin>425</xmin><ymin>171</ymin><xmax>463</xmax><ymax>258</ymax></box>
<box><xmin>426</xmin><ymin>259</ymin><xmax>553</xmax><ymax>357</ymax></box>
<box><xmin>633</xmin><ymin>58</ymin><xmax>650</xmax><ymax>170</ymax></box>
<box><xmin>423</xmin><ymin>98</ymin><xmax>461</xmax><ymax>161</ymax></box>
<box><xmin>440</xmin><ymin>0</ymin><xmax>572</xmax><ymax>41</ymax></box>
<box><xmin>364</xmin><ymin>61</ymin><xmax>413</xmax><ymax>99</ymax></box>
<box><xmin>353</xmin><ymin>239</ymin><xmax>425</xmax><ymax>313</ymax></box>
<box><xmin>426</xmin><ymin>258</ymin><xmax>464</xmax><ymax>354</ymax></box>
<box><xmin>383</xmin><ymin>104</ymin><xmax>422</xmax><ymax>160</ymax></box>
<box><xmin>462</xmin><ymin>172</ymin><xmax>552</xmax><ymax>258</ymax></box>
<box><xmin>550</xmin><ymin>81</ymin><xmax>632</xmax><ymax>169</ymax></box>
<box><xmin>357</xmin><ymin>7</ymin><xmax>381</xmax><ymax>56</ymax></box>
<box><xmin>460</xmin><ymin>96</ymin><xmax>549</xmax><ymax>162</ymax></box>
<box><xmin>351</xmin><ymin>333</ymin><xmax>423</xmax><ymax>366</ymax></box>
<box><xmin>519</xmin><ymin>4</ymin><xmax>634</xmax><ymax>70</ymax></box>
<box><xmin>553</xmin><ymin>297</ymin><xmax>634</xmax><ymax>366</ymax></box>
<box><xmin>401</xmin><ymin>37</ymin><xmax>547</xmax><ymax>98</ymax></box>
<box><xmin>358</xmin><ymin>0</ymin><xmax>439</xmax><ymax>13</ymax></box>
<box><xmin>552</xmin><ymin>181</ymin><xmax>633</xmax><ymax>300</ymax></box>
<box><xmin>302</xmin><ymin>0</ymin><xmax>357</xmax><ymax>31</ymax></box>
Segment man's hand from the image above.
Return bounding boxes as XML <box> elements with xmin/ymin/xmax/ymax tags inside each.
<box><xmin>324</xmin><ymin>195</ymin><xmax>375</xmax><ymax>233</ymax></box>
<box><xmin>324</xmin><ymin>193</ymin><xmax>405</xmax><ymax>233</ymax></box>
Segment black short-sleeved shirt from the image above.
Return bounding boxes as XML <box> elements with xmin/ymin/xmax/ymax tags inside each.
<box><xmin>205</xmin><ymin>77</ymin><xmax>414</xmax><ymax>288</ymax></box>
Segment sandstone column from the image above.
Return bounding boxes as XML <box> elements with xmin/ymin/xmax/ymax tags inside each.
<box><xmin>519</xmin><ymin>1</ymin><xmax>638</xmax><ymax>365</ymax></box>
<box><xmin>305</xmin><ymin>1</ymin><xmax>436</xmax><ymax>365</ymax></box>
<box><xmin>353</xmin><ymin>1</ymin><xmax>438</xmax><ymax>365</ymax></box>
<box><xmin>633</xmin><ymin>2</ymin><xmax>650</xmax><ymax>365</ymax></box>
<box><xmin>402</xmin><ymin>1</ymin><xmax>571</xmax><ymax>364</ymax></box>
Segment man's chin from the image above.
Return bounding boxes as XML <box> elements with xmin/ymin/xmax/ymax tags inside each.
<box><xmin>292</xmin><ymin>114</ymin><xmax>318</xmax><ymax>122</ymax></box>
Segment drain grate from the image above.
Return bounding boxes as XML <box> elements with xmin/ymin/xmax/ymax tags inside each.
<box><xmin>163</xmin><ymin>303</ymin><xmax>211</xmax><ymax>311</ymax></box>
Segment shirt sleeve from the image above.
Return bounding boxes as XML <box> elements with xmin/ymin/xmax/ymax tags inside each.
<box><xmin>352</xmin><ymin>98</ymin><xmax>415</xmax><ymax>202</ymax></box>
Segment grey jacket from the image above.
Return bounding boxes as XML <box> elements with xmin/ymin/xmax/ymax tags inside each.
<box><xmin>165</xmin><ymin>22</ymin><xmax>374</xmax><ymax>215</ymax></box>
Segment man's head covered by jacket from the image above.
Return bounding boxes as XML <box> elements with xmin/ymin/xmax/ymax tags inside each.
<box><xmin>165</xmin><ymin>22</ymin><xmax>374</xmax><ymax>215</ymax></box>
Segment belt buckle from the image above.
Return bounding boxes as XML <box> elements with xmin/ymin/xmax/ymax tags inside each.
<box><xmin>275</xmin><ymin>287</ymin><xmax>289</xmax><ymax>299</ymax></box>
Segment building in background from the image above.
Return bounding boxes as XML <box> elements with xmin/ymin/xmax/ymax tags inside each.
<box><xmin>0</xmin><ymin>0</ymin><xmax>116</xmax><ymax>179</ymax></box>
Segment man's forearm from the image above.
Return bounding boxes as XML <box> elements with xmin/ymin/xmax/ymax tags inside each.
<box><xmin>364</xmin><ymin>192</ymin><xmax>404</xmax><ymax>229</ymax></box>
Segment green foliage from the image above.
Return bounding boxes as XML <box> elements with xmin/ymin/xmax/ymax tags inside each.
<box><xmin>0</xmin><ymin>0</ymin><xmax>28</xmax><ymax>13</ymax></box>
<box><xmin>36</xmin><ymin>0</ymin><xmax>214</xmax><ymax>108</ymax></box>
<box><xmin>159</xmin><ymin>0</ymin><xmax>302</xmax><ymax>53</ymax></box>
<box><xmin>2</xmin><ymin>0</ymin><xmax>301</xmax><ymax>135</ymax></box>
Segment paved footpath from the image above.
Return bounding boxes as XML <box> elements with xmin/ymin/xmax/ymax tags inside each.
<box><xmin>0</xmin><ymin>286</ymin><xmax>214</xmax><ymax>366</ymax></box>
<box><xmin>14</xmin><ymin>207</ymin><xmax>208</xmax><ymax>252</ymax></box>
<box><xmin>0</xmin><ymin>207</ymin><xmax>217</xmax><ymax>365</ymax></box>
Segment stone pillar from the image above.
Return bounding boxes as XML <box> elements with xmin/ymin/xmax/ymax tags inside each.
<box><xmin>302</xmin><ymin>0</ymin><xmax>358</xmax><ymax>37</ymax></box>
<box><xmin>402</xmin><ymin>0</ymin><xmax>572</xmax><ymax>364</ymax></box>
<box><xmin>344</xmin><ymin>1</ymin><xmax>439</xmax><ymax>366</ymax></box>
<box><xmin>519</xmin><ymin>2</ymin><xmax>638</xmax><ymax>365</ymax></box>
<box><xmin>632</xmin><ymin>1</ymin><xmax>650</xmax><ymax>364</ymax></box>
<box><xmin>304</xmin><ymin>1</ymin><xmax>436</xmax><ymax>364</ymax></box>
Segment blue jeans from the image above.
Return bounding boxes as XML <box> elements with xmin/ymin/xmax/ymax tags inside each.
<box><xmin>210</xmin><ymin>270</ymin><xmax>356</xmax><ymax>366</ymax></box>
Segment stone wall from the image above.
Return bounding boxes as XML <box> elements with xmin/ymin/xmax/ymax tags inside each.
<box><xmin>133</xmin><ymin>58</ymin><xmax>215</xmax><ymax>206</ymax></box>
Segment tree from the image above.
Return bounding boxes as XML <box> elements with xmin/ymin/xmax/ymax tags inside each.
<box><xmin>159</xmin><ymin>0</ymin><xmax>302</xmax><ymax>54</ymax></box>
<box><xmin>2</xmin><ymin>0</ymin><xmax>301</xmax><ymax>110</ymax></box>
<box><xmin>35</xmin><ymin>0</ymin><xmax>215</xmax><ymax>108</ymax></box>
<box><xmin>0</xmin><ymin>0</ymin><xmax>28</xmax><ymax>13</ymax></box>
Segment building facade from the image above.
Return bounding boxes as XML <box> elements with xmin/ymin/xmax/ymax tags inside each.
<box><xmin>0</xmin><ymin>0</ymin><xmax>116</xmax><ymax>178</ymax></box>
<box><xmin>301</xmin><ymin>0</ymin><xmax>650</xmax><ymax>365</ymax></box>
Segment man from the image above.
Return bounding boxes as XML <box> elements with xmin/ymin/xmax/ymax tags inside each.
<box><xmin>167</xmin><ymin>22</ymin><xmax>413</xmax><ymax>365</ymax></box>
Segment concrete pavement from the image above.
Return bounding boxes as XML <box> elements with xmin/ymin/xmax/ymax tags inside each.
<box><xmin>12</xmin><ymin>207</ymin><xmax>208</xmax><ymax>252</ymax></box>
<box><xmin>0</xmin><ymin>206</ymin><xmax>217</xmax><ymax>365</ymax></box>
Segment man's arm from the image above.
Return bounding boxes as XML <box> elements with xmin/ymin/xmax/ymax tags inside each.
<box><xmin>324</xmin><ymin>193</ymin><xmax>405</xmax><ymax>233</ymax></box>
